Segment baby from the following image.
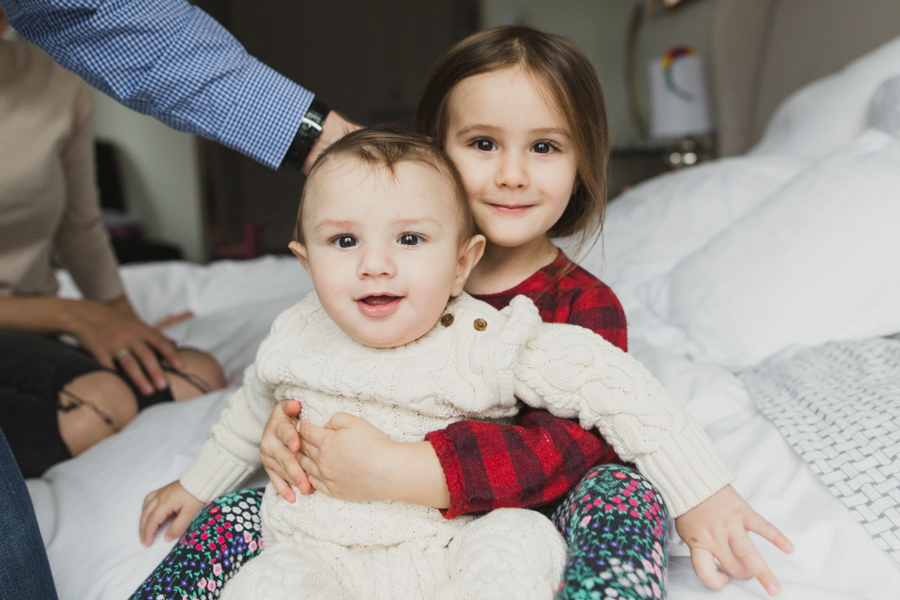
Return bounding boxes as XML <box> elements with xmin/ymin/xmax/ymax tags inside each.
<box><xmin>187</xmin><ymin>126</ymin><xmax>732</xmax><ymax>600</ymax></box>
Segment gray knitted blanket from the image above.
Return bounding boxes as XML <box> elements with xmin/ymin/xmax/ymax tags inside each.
<box><xmin>739</xmin><ymin>338</ymin><xmax>900</xmax><ymax>567</ymax></box>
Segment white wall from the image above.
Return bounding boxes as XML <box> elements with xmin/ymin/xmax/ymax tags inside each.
<box><xmin>480</xmin><ymin>0</ymin><xmax>718</xmax><ymax>149</ymax></box>
<box><xmin>91</xmin><ymin>90</ymin><xmax>207</xmax><ymax>263</ymax></box>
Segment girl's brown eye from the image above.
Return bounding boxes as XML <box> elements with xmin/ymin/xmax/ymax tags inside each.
<box><xmin>475</xmin><ymin>139</ymin><xmax>496</xmax><ymax>152</ymax></box>
<box><xmin>533</xmin><ymin>142</ymin><xmax>553</xmax><ymax>154</ymax></box>
<box><xmin>399</xmin><ymin>234</ymin><xmax>421</xmax><ymax>246</ymax></box>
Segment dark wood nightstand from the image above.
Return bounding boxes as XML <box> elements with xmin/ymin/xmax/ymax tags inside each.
<box><xmin>608</xmin><ymin>147</ymin><xmax>670</xmax><ymax>200</ymax></box>
<box><xmin>609</xmin><ymin>139</ymin><xmax>714</xmax><ymax>200</ymax></box>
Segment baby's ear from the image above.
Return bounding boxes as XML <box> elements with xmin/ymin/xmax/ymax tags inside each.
<box><xmin>288</xmin><ymin>241</ymin><xmax>311</xmax><ymax>272</ymax></box>
<box><xmin>451</xmin><ymin>235</ymin><xmax>486</xmax><ymax>296</ymax></box>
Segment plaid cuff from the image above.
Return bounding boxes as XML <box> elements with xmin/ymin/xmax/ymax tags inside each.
<box><xmin>425</xmin><ymin>430</ymin><xmax>469</xmax><ymax>520</ymax></box>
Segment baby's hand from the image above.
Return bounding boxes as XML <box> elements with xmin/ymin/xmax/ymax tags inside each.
<box><xmin>260</xmin><ymin>399</ymin><xmax>312</xmax><ymax>502</ymax></box>
<box><xmin>674</xmin><ymin>485</ymin><xmax>794</xmax><ymax>596</ymax></box>
<box><xmin>139</xmin><ymin>480</ymin><xmax>205</xmax><ymax>546</ymax></box>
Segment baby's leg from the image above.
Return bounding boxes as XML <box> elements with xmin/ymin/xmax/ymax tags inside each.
<box><xmin>220</xmin><ymin>542</ymin><xmax>349</xmax><ymax>600</ymax></box>
<box><xmin>550</xmin><ymin>464</ymin><xmax>669</xmax><ymax>600</ymax></box>
<box><xmin>436</xmin><ymin>508</ymin><xmax>566</xmax><ymax>600</ymax></box>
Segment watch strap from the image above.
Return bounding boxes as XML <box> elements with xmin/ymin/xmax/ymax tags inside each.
<box><xmin>281</xmin><ymin>98</ymin><xmax>331</xmax><ymax>171</ymax></box>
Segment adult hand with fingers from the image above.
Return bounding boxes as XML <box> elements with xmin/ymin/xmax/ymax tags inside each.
<box><xmin>675</xmin><ymin>484</ymin><xmax>794</xmax><ymax>596</ymax></box>
<box><xmin>68</xmin><ymin>296</ymin><xmax>183</xmax><ymax>396</ymax></box>
<box><xmin>260</xmin><ymin>399</ymin><xmax>312</xmax><ymax>502</ymax></box>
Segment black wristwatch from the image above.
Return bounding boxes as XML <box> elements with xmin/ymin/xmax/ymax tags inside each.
<box><xmin>280</xmin><ymin>98</ymin><xmax>331</xmax><ymax>171</ymax></box>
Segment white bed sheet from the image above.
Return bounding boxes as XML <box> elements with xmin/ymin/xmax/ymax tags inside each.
<box><xmin>30</xmin><ymin>255</ymin><xmax>900</xmax><ymax>600</ymax></box>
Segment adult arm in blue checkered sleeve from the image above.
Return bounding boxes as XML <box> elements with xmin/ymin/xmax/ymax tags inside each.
<box><xmin>0</xmin><ymin>0</ymin><xmax>354</xmax><ymax>170</ymax></box>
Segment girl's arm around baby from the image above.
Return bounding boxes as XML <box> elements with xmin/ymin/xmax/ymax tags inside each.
<box><xmin>513</xmin><ymin>317</ymin><xmax>733</xmax><ymax>517</ymax></box>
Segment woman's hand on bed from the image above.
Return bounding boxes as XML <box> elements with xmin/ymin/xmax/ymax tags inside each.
<box><xmin>674</xmin><ymin>484</ymin><xmax>794</xmax><ymax>596</ymax></box>
<box><xmin>69</xmin><ymin>296</ymin><xmax>183</xmax><ymax>396</ymax></box>
<box><xmin>139</xmin><ymin>480</ymin><xmax>204</xmax><ymax>546</ymax></box>
<box><xmin>297</xmin><ymin>413</ymin><xmax>451</xmax><ymax>509</ymax></box>
<box><xmin>261</xmin><ymin>399</ymin><xmax>313</xmax><ymax>502</ymax></box>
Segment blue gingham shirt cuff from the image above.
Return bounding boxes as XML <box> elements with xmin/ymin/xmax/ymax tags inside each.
<box><xmin>3</xmin><ymin>0</ymin><xmax>313</xmax><ymax>168</ymax></box>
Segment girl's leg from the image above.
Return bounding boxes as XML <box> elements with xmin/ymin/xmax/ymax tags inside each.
<box><xmin>551</xmin><ymin>464</ymin><xmax>668</xmax><ymax>600</ymax></box>
<box><xmin>129</xmin><ymin>488</ymin><xmax>266</xmax><ymax>600</ymax></box>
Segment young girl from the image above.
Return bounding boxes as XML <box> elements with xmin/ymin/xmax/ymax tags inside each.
<box><xmin>134</xmin><ymin>26</ymin><xmax>791</xmax><ymax>600</ymax></box>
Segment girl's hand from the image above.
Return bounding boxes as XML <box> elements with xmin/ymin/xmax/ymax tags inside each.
<box><xmin>68</xmin><ymin>296</ymin><xmax>183</xmax><ymax>396</ymax></box>
<box><xmin>674</xmin><ymin>485</ymin><xmax>794</xmax><ymax>596</ymax></box>
<box><xmin>139</xmin><ymin>480</ymin><xmax>204</xmax><ymax>546</ymax></box>
<box><xmin>297</xmin><ymin>413</ymin><xmax>450</xmax><ymax>508</ymax></box>
<box><xmin>260</xmin><ymin>399</ymin><xmax>312</xmax><ymax>502</ymax></box>
<box><xmin>296</xmin><ymin>412</ymin><xmax>396</xmax><ymax>502</ymax></box>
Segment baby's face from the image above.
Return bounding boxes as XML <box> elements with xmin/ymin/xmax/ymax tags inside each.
<box><xmin>293</xmin><ymin>157</ymin><xmax>475</xmax><ymax>348</ymax></box>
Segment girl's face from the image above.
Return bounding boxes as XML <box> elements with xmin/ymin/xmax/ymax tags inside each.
<box><xmin>444</xmin><ymin>68</ymin><xmax>577</xmax><ymax>250</ymax></box>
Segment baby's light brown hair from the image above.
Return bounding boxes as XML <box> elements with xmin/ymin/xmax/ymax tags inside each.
<box><xmin>293</xmin><ymin>125</ymin><xmax>476</xmax><ymax>246</ymax></box>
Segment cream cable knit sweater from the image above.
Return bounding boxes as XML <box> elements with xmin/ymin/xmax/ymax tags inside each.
<box><xmin>181</xmin><ymin>292</ymin><xmax>732</xmax><ymax>521</ymax></box>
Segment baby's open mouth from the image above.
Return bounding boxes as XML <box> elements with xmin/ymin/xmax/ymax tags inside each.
<box><xmin>357</xmin><ymin>295</ymin><xmax>403</xmax><ymax>317</ymax></box>
<box><xmin>360</xmin><ymin>295</ymin><xmax>399</xmax><ymax>306</ymax></box>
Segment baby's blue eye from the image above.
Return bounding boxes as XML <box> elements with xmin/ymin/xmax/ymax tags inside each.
<box><xmin>335</xmin><ymin>235</ymin><xmax>357</xmax><ymax>248</ymax></box>
<box><xmin>474</xmin><ymin>139</ymin><xmax>496</xmax><ymax>152</ymax></box>
<box><xmin>399</xmin><ymin>233</ymin><xmax>421</xmax><ymax>246</ymax></box>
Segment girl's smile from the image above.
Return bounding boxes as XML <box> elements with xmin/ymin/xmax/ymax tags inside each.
<box><xmin>487</xmin><ymin>203</ymin><xmax>534</xmax><ymax>214</ymax></box>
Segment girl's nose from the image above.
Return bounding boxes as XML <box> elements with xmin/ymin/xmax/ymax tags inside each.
<box><xmin>495</xmin><ymin>151</ymin><xmax>529</xmax><ymax>189</ymax></box>
<box><xmin>357</xmin><ymin>245</ymin><xmax>396</xmax><ymax>279</ymax></box>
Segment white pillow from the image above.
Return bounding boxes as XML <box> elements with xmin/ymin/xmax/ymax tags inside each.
<box><xmin>751</xmin><ymin>35</ymin><xmax>900</xmax><ymax>160</ymax></box>
<box><xmin>643</xmin><ymin>129</ymin><xmax>900</xmax><ymax>368</ymax></box>
<box><xmin>566</xmin><ymin>154</ymin><xmax>807</xmax><ymax>313</ymax></box>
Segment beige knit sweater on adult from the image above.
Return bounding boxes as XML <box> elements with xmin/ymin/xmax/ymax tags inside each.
<box><xmin>182</xmin><ymin>291</ymin><xmax>733</xmax><ymax>521</ymax></box>
<box><xmin>0</xmin><ymin>37</ymin><xmax>123</xmax><ymax>301</ymax></box>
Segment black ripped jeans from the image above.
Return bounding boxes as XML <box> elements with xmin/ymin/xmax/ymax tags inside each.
<box><xmin>0</xmin><ymin>331</ymin><xmax>174</xmax><ymax>477</ymax></box>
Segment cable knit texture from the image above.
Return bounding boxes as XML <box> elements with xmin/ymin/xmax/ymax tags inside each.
<box><xmin>182</xmin><ymin>292</ymin><xmax>732</xmax><ymax>599</ymax></box>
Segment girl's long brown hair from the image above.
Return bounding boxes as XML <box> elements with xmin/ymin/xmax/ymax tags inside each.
<box><xmin>414</xmin><ymin>26</ymin><xmax>610</xmax><ymax>250</ymax></box>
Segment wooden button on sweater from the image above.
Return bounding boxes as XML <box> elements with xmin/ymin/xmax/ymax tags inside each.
<box><xmin>474</xmin><ymin>318</ymin><xmax>487</xmax><ymax>331</ymax></box>
<box><xmin>441</xmin><ymin>314</ymin><xmax>454</xmax><ymax>327</ymax></box>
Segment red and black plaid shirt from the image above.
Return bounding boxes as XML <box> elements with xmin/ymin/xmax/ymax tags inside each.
<box><xmin>425</xmin><ymin>250</ymin><xmax>628</xmax><ymax>518</ymax></box>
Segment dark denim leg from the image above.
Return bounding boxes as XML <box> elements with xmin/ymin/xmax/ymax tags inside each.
<box><xmin>0</xmin><ymin>427</ymin><xmax>59</xmax><ymax>600</ymax></box>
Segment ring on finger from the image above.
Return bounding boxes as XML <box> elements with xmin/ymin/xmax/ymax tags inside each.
<box><xmin>114</xmin><ymin>348</ymin><xmax>132</xmax><ymax>361</ymax></box>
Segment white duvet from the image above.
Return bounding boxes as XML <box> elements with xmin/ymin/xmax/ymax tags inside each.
<box><xmin>31</xmin><ymin>36</ymin><xmax>900</xmax><ymax>600</ymax></box>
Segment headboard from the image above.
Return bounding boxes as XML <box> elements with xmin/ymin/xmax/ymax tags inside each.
<box><xmin>709</xmin><ymin>0</ymin><xmax>900</xmax><ymax>156</ymax></box>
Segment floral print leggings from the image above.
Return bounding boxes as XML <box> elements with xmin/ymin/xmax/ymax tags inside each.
<box><xmin>549</xmin><ymin>464</ymin><xmax>668</xmax><ymax>599</ymax></box>
<box><xmin>129</xmin><ymin>464</ymin><xmax>667</xmax><ymax>600</ymax></box>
